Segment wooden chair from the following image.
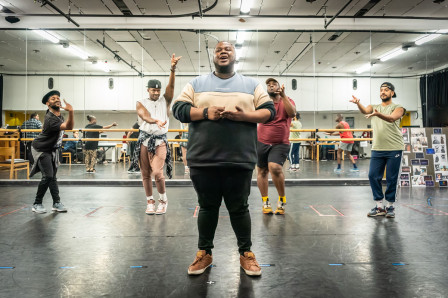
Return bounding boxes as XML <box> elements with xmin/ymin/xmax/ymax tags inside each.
<box><xmin>118</xmin><ymin>150</ymin><xmax>130</xmax><ymax>167</ymax></box>
<box><xmin>327</xmin><ymin>149</ymin><xmax>336</xmax><ymax>160</ymax></box>
<box><xmin>62</xmin><ymin>152</ymin><xmax>71</xmax><ymax>165</ymax></box>
<box><xmin>0</xmin><ymin>147</ymin><xmax>30</xmax><ymax>179</ymax></box>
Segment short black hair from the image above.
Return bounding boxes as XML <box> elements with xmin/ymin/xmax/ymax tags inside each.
<box><xmin>42</xmin><ymin>90</ymin><xmax>60</xmax><ymax>105</ymax></box>
<box><xmin>30</xmin><ymin>113</ymin><xmax>38</xmax><ymax>119</ymax></box>
<box><xmin>295</xmin><ymin>112</ymin><xmax>301</xmax><ymax>119</ymax></box>
<box><xmin>87</xmin><ymin>115</ymin><xmax>96</xmax><ymax>122</ymax></box>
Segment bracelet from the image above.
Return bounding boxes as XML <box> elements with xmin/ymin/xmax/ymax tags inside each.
<box><xmin>170</xmin><ymin>66</ymin><xmax>176</xmax><ymax>72</ymax></box>
<box><xmin>203</xmin><ymin>107</ymin><xmax>209</xmax><ymax>120</ymax></box>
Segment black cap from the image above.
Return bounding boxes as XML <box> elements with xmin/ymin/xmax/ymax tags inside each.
<box><xmin>147</xmin><ymin>79</ymin><xmax>162</xmax><ymax>89</ymax></box>
<box><xmin>381</xmin><ymin>82</ymin><xmax>397</xmax><ymax>97</ymax></box>
<box><xmin>42</xmin><ymin>90</ymin><xmax>60</xmax><ymax>105</ymax></box>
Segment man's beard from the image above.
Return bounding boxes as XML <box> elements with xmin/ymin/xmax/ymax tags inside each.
<box><xmin>381</xmin><ymin>96</ymin><xmax>391</xmax><ymax>102</ymax></box>
<box><xmin>50</xmin><ymin>104</ymin><xmax>60</xmax><ymax>111</ymax></box>
<box><xmin>214</xmin><ymin>60</ymin><xmax>235</xmax><ymax>74</ymax></box>
<box><xmin>268</xmin><ymin>91</ymin><xmax>277</xmax><ymax>97</ymax></box>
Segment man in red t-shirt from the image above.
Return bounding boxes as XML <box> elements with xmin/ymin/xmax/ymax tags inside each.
<box><xmin>257</xmin><ymin>78</ymin><xmax>296</xmax><ymax>215</ymax></box>
<box><xmin>326</xmin><ymin>114</ymin><xmax>358</xmax><ymax>172</ymax></box>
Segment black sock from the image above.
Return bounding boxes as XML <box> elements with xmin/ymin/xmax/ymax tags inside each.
<box><xmin>205</xmin><ymin>249</ymin><xmax>212</xmax><ymax>255</ymax></box>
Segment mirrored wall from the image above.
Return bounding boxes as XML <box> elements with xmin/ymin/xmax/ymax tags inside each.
<box><xmin>1</xmin><ymin>29</ymin><xmax>448</xmax><ymax>179</ymax></box>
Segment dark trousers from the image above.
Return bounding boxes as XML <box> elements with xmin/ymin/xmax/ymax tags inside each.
<box><xmin>25</xmin><ymin>142</ymin><xmax>34</xmax><ymax>164</ymax></box>
<box><xmin>190</xmin><ymin>167</ymin><xmax>253</xmax><ymax>254</ymax></box>
<box><xmin>368</xmin><ymin>150</ymin><xmax>402</xmax><ymax>203</ymax></box>
<box><xmin>289</xmin><ymin>142</ymin><xmax>301</xmax><ymax>164</ymax></box>
<box><xmin>34</xmin><ymin>152</ymin><xmax>60</xmax><ymax>204</ymax></box>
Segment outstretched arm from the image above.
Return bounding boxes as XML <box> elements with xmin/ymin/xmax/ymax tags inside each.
<box><xmin>326</xmin><ymin>122</ymin><xmax>344</xmax><ymax>136</ymax></box>
<box><xmin>164</xmin><ymin>54</ymin><xmax>182</xmax><ymax>105</ymax></box>
<box><xmin>102</xmin><ymin>122</ymin><xmax>117</xmax><ymax>129</ymax></box>
<box><xmin>350</xmin><ymin>95</ymin><xmax>373</xmax><ymax>114</ymax></box>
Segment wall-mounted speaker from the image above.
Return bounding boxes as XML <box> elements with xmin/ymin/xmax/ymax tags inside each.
<box><xmin>109</xmin><ymin>78</ymin><xmax>114</xmax><ymax>90</ymax></box>
<box><xmin>352</xmin><ymin>79</ymin><xmax>357</xmax><ymax>90</ymax></box>
<box><xmin>292</xmin><ymin>79</ymin><xmax>297</xmax><ymax>90</ymax></box>
<box><xmin>48</xmin><ymin>77</ymin><xmax>54</xmax><ymax>89</ymax></box>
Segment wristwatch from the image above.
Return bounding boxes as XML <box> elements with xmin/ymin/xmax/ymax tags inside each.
<box><xmin>203</xmin><ymin>107</ymin><xmax>209</xmax><ymax>120</ymax></box>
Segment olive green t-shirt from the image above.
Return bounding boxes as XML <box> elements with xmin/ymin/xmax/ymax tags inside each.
<box><xmin>371</xmin><ymin>103</ymin><xmax>405</xmax><ymax>151</ymax></box>
<box><xmin>290</xmin><ymin>120</ymin><xmax>302</xmax><ymax>143</ymax></box>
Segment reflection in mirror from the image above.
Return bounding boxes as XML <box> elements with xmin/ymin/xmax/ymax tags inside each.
<box><xmin>2</xmin><ymin>29</ymin><xmax>448</xmax><ymax>180</ymax></box>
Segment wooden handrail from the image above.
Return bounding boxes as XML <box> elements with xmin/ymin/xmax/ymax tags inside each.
<box><xmin>317</xmin><ymin>138</ymin><xmax>372</xmax><ymax>142</ymax></box>
<box><xmin>3</xmin><ymin>128</ymin><xmax>375</xmax><ymax>144</ymax></box>
<box><xmin>318</xmin><ymin>129</ymin><xmax>373</xmax><ymax>132</ymax></box>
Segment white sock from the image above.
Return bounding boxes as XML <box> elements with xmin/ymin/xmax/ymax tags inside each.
<box><xmin>376</xmin><ymin>200</ymin><xmax>384</xmax><ymax>208</ymax></box>
<box><xmin>159</xmin><ymin>193</ymin><xmax>167</xmax><ymax>202</ymax></box>
<box><xmin>386</xmin><ymin>201</ymin><xmax>394</xmax><ymax>207</ymax></box>
<box><xmin>146</xmin><ymin>196</ymin><xmax>154</xmax><ymax>204</ymax></box>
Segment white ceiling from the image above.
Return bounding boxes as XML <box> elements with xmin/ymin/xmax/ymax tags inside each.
<box><xmin>0</xmin><ymin>0</ymin><xmax>448</xmax><ymax>76</ymax></box>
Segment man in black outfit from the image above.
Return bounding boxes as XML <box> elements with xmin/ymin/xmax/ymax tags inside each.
<box><xmin>30</xmin><ymin>90</ymin><xmax>74</xmax><ymax>213</ymax></box>
<box><xmin>173</xmin><ymin>41</ymin><xmax>275</xmax><ymax>276</ymax></box>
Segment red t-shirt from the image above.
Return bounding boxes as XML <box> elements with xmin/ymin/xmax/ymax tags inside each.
<box><xmin>258</xmin><ymin>97</ymin><xmax>295</xmax><ymax>145</ymax></box>
<box><xmin>339</xmin><ymin>121</ymin><xmax>354</xmax><ymax>144</ymax></box>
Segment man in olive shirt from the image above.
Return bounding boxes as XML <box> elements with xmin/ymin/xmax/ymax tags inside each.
<box><xmin>350</xmin><ymin>82</ymin><xmax>405</xmax><ymax>218</ymax></box>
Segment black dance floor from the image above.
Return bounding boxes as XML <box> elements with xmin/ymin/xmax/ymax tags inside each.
<box><xmin>0</xmin><ymin>185</ymin><xmax>447</xmax><ymax>297</ymax></box>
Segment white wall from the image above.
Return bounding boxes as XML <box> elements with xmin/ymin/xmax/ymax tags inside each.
<box><xmin>3</xmin><ymin>74</ymin><xmax>422</xmax><ymax>130</ymax></box>
<box><xmin>3</xmin><ymin>74</ymin><xmax>420</xmax><ymax>112</ymax></box>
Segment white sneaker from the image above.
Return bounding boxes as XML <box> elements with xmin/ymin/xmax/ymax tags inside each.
<box><xmin>146</xmin><ymin>203</ymin><xmax>156</xmax><ymax>215</ymax></box>
<box><xmin>184</xmin><ymin>166</ymin><xmax>190</xmax><ymax>175</ymax></box>
<box><xmin>295</xmin><ymin>164</ymin><xmax>300</xmax><ymax>170</ymax></box>
<box><xmin>155</xmin><ymin>200</ymin><xmax>168</xmax><ymax>215</ymax></box>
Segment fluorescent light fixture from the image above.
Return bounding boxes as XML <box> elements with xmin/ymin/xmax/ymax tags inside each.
<box><xmin>240</xmin><ymin>0</ymin><xmax>254</xmax><ymax>14</ymax></box>
<box><xmin>415</xmin><ymin>34</ymin><xmax>441</xmax><ymax>45</ymax></box>
<box><xmin>236</xmin><ymin>30</ymin><xmax>246</xmax><ymax>45</ymax></box>
<box><xmin>66</xmin><ymin>45</ymin><xmax>89</xmax><ymax>60</ymax></box>
<box><xmin>379</xmin><ymin>48</ymin><xmax>405</xmax><ymax>62</ymax></box>
<box><xmin>355</xmin><ymin>63</ymin><xmax>371</xmax><ymax>74</ymax></box>
<box><xmin>33</xmin><ymin>30</ymin><xmax>59</xmax><ymax>44</ymax></box>
<box><xmin>97</xmin><ymin>61</ymin><xmax>111</xmax><ymax>72</ymax></box>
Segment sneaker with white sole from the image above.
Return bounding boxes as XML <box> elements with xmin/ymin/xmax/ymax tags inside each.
<box><xmin>52</xmin><ymin>202</ymin><xmax>67</xmax><ymax>212</ymax></box>
<box><xmin>274</xmin><ymin>199</ymin><xmax>286</xmax><ymax>215</ymax></box>
<box><xmin>146</xmin><ymin>203</ymin><xmax>156</xmax><ymax>215</ymax></box>
<box><xmin>367</xmin><ymin>206</ymin><xmax>386</xmax><ymax>217</ymax></box>
<box><xmin>188</xmin><ymin>250</ymin><xmax>213</xmax><ymax>275</ymax></box>
<box><xmin>155</xmin><ymin>200</ymin><xmax>167</xmax><ymax>215</ymax></box>
<box><xmin>32</xmin><ymin>203</ymin><xmax>47</xmax><ymax>214</ymax></box>
<box><xmin>240</xmin><ymin>251</ymin><xmax>261</xmax><ymax>276</ymax></box>
<box><xmin>262</xmin><ymin>200</ymin><xmax>273</xmax><ymax>214</ymax></box>
<box><xmin>385</xmin><ymin>206</ymin><xmax>395</xmax><ymax>218</ymax></box>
